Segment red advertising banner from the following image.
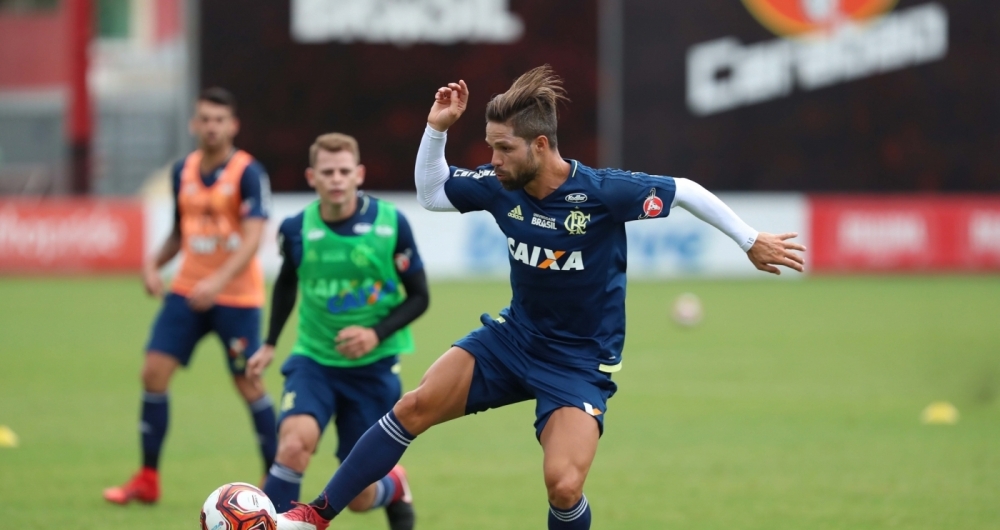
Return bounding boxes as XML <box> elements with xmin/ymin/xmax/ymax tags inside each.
<box><xmin>810</xmin><ymin>196</ymin><xmax>1000</xmax><ymax>272</ymax></box>
<box><xmin>0</xmin><ymin>199</ymin><xmax>144</xmax><ymax>273</ymax></box>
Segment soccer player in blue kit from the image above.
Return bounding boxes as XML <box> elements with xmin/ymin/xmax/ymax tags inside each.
<box><xmin>277</xmin><ymin>66</ymin><xmax>806</xmax><ymax>530</ymax></box>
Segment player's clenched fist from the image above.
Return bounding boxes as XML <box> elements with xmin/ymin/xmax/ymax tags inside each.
<box><xmin>427</xmin><ymin>80</ymin><xmax>469</xmax><ymax>133</ymax></box>
<box><xmin>335</xmin><ymin>326</ymin><xmax>380</xmax><ymax>359</ymax></box>
<box><xmin>747</xmin><ymin>232</ymin><xmax>806</xmax><ymax>275</ymax></box>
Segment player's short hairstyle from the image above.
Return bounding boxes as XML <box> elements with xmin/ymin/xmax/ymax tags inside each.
<box><xmin>485</xmin><ymin>65</ymin><xmax>569</xmax><ymax>149</ymax></box>
<box><xmin>198</xmin><ymin>87</ymin><xmax>238</xmax><ymax>115</ymax></box>
<box><xmin>310</xmin><ymin>133</ymin><xmax>360</xmax><ymax>166</ymax></box>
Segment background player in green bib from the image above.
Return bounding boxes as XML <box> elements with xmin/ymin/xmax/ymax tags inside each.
<box><xmin>248</xmin><ymin>133</ymin><xmax>429</xmax><ymax>530</ymax></box>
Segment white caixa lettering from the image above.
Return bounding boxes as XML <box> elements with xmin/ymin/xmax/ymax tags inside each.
<box><xmin>507</xmin><ymin>238</ymin><xmax>584</xmax><ymax>271</ymax></box>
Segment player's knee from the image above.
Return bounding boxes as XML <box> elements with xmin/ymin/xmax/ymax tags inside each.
<box><xmin>275</xmin><ymin>429</ymin><xmax>315</xmax><ymax>472</ymax></box>
<box><xmin>393</xmin><ymin>391</ymin><xmax>422</xmax><ymax>425</ymax></box>
<box><xmin>140</xmin><ymin>361</ymin><xmax>170</xmax><ymax>392</ymax></box>
<box><xmin>545</xmin><ymin>471</ymin><xmax>585</xmax><ymax>509</ymax></box>
<box><xmin>393</xmin><ymin>389</ymin><xmax>433</xmax><ymax>435</ymax></box>
<box><xmin>233</xmin><ymin>375</ymin><xmax>265</xmax><ymax>403</ymax></box>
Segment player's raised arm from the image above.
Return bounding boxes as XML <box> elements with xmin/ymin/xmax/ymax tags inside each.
<box><xmin>671</xmin><ymin>178</ymin><xmax>805</xmax><ymax>275</ymax></box>
<box><xmin>415</xmin><ymin>80</ymin><xmax>469</xmax><ymax>212</ymax></box>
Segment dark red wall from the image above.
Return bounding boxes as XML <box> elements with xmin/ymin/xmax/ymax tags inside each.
<box><xmin>200</xmin><ymin>1</ymin><xmax>598</xmax><ymax>192</ymax></box>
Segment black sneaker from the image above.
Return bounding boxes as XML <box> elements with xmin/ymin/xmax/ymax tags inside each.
<box><xmin>385</xmin><ymin>499</ymin><xmax>415</xmax><ymax>530</ymax></box>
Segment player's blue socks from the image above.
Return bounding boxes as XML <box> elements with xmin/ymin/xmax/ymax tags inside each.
<box><xmin>264</xmin><ymin>462</ymin><xmax>303</xmax><ymax>513</ymax></box>
<box><xmin>368</xmin><ymin>474</ymin><xmax>398</xmax><ymax>510</ymax></box>
<box><xmin>310</xmin><ymin>410</ymin><xmax>415</xmax><ymax>519</ymax></box>
<box><xmin>140</xmin><ymin>391</ymin><xmax>169</xmax><ymax>470</ymax></box>
<box><xmin>248</xmin><ymin>395</ymin><xmax>278</xmax><ymax>472</ymax></box>
<box><xmin>548</xmin><ymin>495</ymin><xmax>591</xmax><ymax>529</ymax></box>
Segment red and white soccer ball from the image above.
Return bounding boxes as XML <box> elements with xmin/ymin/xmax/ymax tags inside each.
<box><xmin>201</xmin><ymin>482</ymin><xmax>277</xmax><ymax>530</ymax></box>
<box><xmin>671</xmin><ymin>292</ymin><xmax>703</xmax><ymax>327</ymax></box>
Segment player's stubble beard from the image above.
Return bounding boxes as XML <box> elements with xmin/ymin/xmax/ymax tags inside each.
<box><xmin>498</xmin><ymin>148</ymin><xmax>540</xmax><ymax>191</ymax></box>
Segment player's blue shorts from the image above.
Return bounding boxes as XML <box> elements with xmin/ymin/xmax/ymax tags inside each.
<box><xmin>146</xmin><ymin>293</ymin><xmax>261</xmax><ymax>375</ymax></box>
<box><xmin>456</xmin><ymin>314</ymin><xmax>618</xmax><ymax>439</ymax></box>
<box><xmin>277</xmin><ymin>354</ymin><xmax>401</xmax><ymax>462</ymax></box>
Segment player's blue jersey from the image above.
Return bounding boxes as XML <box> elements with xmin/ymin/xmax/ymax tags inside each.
<box><xmin>444</xmin><ymin>160</ymin><xmax>676</xmax><ymax>370</ymax></box>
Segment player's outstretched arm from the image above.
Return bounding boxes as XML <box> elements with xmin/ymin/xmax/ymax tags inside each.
<box><xmin>671</xmin><ymin>178</ymin><xmax>804</xmax><ymax>274</ymax></box>
<box><xmin>427</xmin><ymin>80</ymin><xmax>468</xmax><ymax>132</ymax></box>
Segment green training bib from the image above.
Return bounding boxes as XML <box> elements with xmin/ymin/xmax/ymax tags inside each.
<box><xmin>292</xmin><ymin>200</ymin><xmax>415</xmax><ymax>367</ymax></box>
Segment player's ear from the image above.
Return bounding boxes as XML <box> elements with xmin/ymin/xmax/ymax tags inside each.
<box><xmin>304</xmin><ymin>167</ymin><xmax>317</xmax><ymax>189</ymax></box>
<box><xmin>533</xmin><ymin>136</ymin><xmax>548</xmax><ymax>153</ymax></box>
<box><xmin>231</xmin><ymin>117</ymin><xmax>241</xmax><ymax>137</ymax></box>
<box><xmin>355</xmin><ymin>164</ymin><xmax>366</xmax><ymax>187</ymax></box>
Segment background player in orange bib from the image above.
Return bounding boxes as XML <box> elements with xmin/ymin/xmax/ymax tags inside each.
<box><xmin>103</xmin><ymin>88</ymin><xmax>277</xmax><ymax>505</ymax></box>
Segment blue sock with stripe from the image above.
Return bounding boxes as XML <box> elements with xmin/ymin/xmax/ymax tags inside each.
<box><xmin>264</xmin><ymin>462</ymin><xmax>303</xmax><ymax>513</ymax></box>
<box><xmin>549</xmin><ymin>495</ymin><xmax>591</xmax><ymax>529</ymax></box>
<box><xmin>368</xmin><ymin>474</ymin><xmax>398</xmax><ymax>510</ymax></box>
<box><xmin>309</xmin><ymin>410</ymin><xmax>414</xmax><ymax>519</ymax></box>
<box><xmin>140</xmin><ymin>391</ymin><xmax>169</xmax><ymax>470</ymax></box>
<box><xmin>248</xmin><ymin>395</ymin><xmax>278</xmax><ymax>473</ymax></box>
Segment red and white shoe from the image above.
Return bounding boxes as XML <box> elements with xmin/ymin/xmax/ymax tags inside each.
<box><xmin>275</xmin><ymin>503</ymin><xmax>330</xmax><ymax>530</ymax></box>
<box><xmin>389</xmin><ymin>465</ymin><xmax>412</xmax><ymax>504</ymax></box>
<box><xmin>385</xmin><ymin>465</ymin><xmax>415</xmax><ymax>530</ymax></box>
<box><xmin>103</xmin><ymin>467</ymin><xmax>160</xmax><ymax>505</ymax></box>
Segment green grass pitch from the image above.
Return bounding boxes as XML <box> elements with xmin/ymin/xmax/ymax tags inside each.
<box><xmin>1</xmin><ymin>276</ymin><xmax>999</xmax><ymax>529</ymax></box>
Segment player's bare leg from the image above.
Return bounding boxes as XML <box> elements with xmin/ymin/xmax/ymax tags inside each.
<box><xmin>273</xmin><ymin>415</ymin><xmax>321</xmax><ymax>477</ymax></box>
<box><xmin>278</xmin><ymin>347</ymin><xmax>475</xmax><ymax>530</ymax></box>
<box><xmin>540</xmin><ymin>407</ymin><xmax>600</xmax><ymax>529</ymax></box>
<box><xmin>393</xmin><ymin>346</ymin><xmax>476</xmax><ymax>433</ymax></box>
<box><xmin>142</xmin><ymin>351</ymin><xmax>180</xmax><ymax>393</ymax></box>
<box><xmin>103</xmin><ymin>351</ymin><xmax>179</xmax><ymax>504</ymax></box>
<box><xmin>233</xmin><ymin>373</ymin><xmax>266</xmax><ymax>402</ymax></box>
<box><xmin>265</xmin><ymin>414</ymin><xmax>321</xmax><ymax>511</ymax></box>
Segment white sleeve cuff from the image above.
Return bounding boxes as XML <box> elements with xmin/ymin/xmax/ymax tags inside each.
<box><xmin>671</xmin><ymin>178</ymin><xmax>758</xmax><ymax>252</ymax></box>
<box><xmin>425</xmin><ymin>124</ymin><xmax>447</xmax><ymax>139</ymax></box>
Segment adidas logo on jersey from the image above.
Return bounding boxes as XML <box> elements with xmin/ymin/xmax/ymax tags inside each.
<box><xmin>507</xmin><ymin>238</ymin><xmax>584</xmax><ymax>271</ymax></box>
<box><xmin>508</xmin><ymin>205</ymin><xmax>524</xmax><ymax>221</ymax></box>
